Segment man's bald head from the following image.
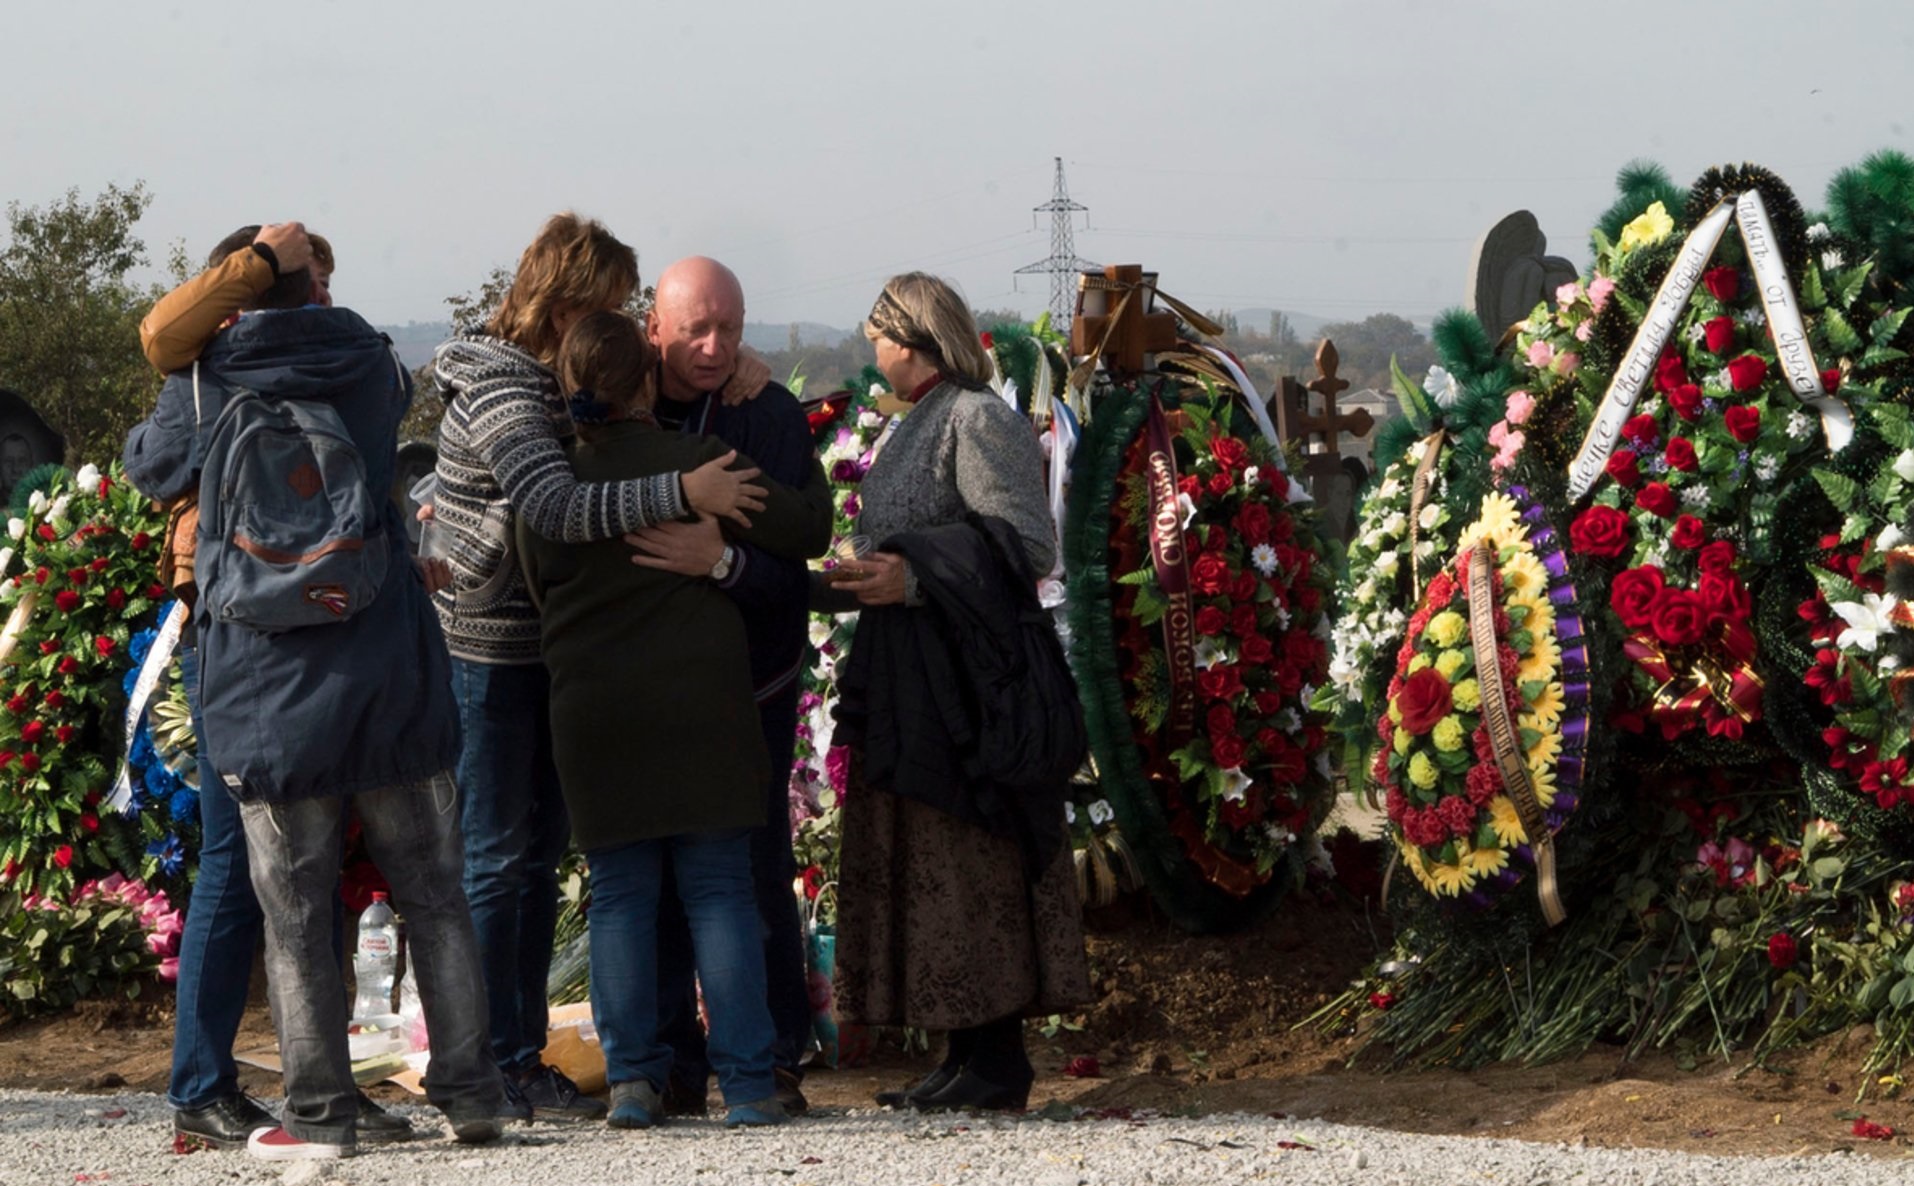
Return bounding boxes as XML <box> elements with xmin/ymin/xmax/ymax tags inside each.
<box><xmin>649</xmin><ymin>257</ymin><xmax>746</xmax><ymax>401</ymax></box>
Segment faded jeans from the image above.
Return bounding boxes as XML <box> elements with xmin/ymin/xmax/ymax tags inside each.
<box><xmin>587</xmin><ymin>829</ymin><xmax>776</xmax><ymax>1106</ymax></box>
<box><xmin>240</xmin><ymin>772</ymin><xmax>502</xmax><ymax>1144</ymax></box>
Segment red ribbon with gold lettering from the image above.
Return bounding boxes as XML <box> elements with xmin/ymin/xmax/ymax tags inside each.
<box><xmin>1143</xmin><ymin>394</ymin><xmax>1198</xmax><ymax>742</ymax></box>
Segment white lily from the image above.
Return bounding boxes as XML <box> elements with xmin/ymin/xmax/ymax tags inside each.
<box><xmin>1220</xmin><ymin>766</ymin><xmax>1253</xmax><ymax>803</ymax></box>
<box><xmin>1177</xmin><ymin>492</ymin><xmax>1199</xmax><ymax>531</ymax></box>
<box><xmin>1832</xmin><ymin>592</ymin><xmax>1902</xmax><ymax>653</ymax></box>
<box><xmin>75</xmin><ymin>464</ymin><xmax>101</xmax><ymax>492</ymax></box>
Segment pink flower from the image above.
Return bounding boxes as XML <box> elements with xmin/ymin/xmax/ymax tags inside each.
<box><xmin>1574</xmin><ymin>320</ymin><xmax>1594</xmax><ymax>342</ymax></box>
<box><xmin>1526</xmin><ymin>340</ymin><xmax>1555</xmax><ymax>369</ymax></box>
<box><xmin>1588</xmin><ymin>277</ymin><xmax>1616</xmax><ymax>313</ymax></box>
<box><xmin>1555</xmin><ymin>280</ymin><xmax>1585</xmax><ymax>307</ymax></box>
<box><xmin>159</xmin><ymin>956</ymin><xmax>179</xmax><ymax>983</ymax></box>
<box><xmin>1553</xmin><ymin>351</ymin><xmax>1581</xmax><ymax>376</ymax></box>
<box><xmin>1504</xmin><ymin>390</ymin><xmax>1535</xmax><ymax>425</ymax></box>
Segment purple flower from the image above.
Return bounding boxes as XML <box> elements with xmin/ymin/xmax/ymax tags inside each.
<box><xmin>825</xmin><ymin>745</ymin><xmax>852</xmax><ymax>793</ymax></box>
<box><xmin>830</xmin><ymin>459</ymin><xmax>862</xmax><ymax>483</ymax></box>
<box><xmin>843</xmin><ymin>494</ymin><xmax>861</xmax><ymax>518</ymax></box>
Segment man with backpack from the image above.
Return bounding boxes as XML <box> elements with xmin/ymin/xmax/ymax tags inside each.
<box><xmin>123</xmin><ymin>229</ymin><xmax>502</xmax><ymax>1161</ymax></box>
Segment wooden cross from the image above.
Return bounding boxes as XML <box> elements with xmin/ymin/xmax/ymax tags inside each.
<box><xmin>1276</xmin><ymin>340</ymin><xmax>1374</xmax><ymax>539</ymax></box>
<box><xmin>1070</xmin><ymin>265</ymin><xmax>1181</xmax><ymax>378</ymax></box>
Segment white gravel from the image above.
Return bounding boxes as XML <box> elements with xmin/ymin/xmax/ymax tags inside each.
<box><xmin>11</xmin><ymin>1088</ymin><xmax>1914</xmax><ymax>1186</ymax></box>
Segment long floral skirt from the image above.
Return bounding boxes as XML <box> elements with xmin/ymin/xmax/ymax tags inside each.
<box><xmin>834</xmin><ymin>775</ymin><xmax>1093</xmax><ymax>1031</ymax></box>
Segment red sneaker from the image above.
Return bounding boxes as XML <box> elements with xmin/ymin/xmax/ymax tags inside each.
<box><xmin>245</xmin><ymin>1126</ymin><xmax>355</xmax><ymax>1161</ymax></box>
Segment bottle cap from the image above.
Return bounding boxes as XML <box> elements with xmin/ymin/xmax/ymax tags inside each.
<box><xmin>372</xmin><ymin>891</ymin><xmax>389</xmax><ymax>902</ymax></box>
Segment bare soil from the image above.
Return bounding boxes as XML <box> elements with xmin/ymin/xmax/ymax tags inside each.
<box><xmin>5</xmin><ymin>889</ymin><xmax>1912</xmax><ymax>1161</ymax></box>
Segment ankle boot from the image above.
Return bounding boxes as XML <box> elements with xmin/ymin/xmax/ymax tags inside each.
<box><xmin>914</xmin><ymin>1017</ymin><xmax>1031</xmax><ymax>1112</ymax></box>
<box><xmin>875</xmin><ymin>1028</ymin><xmax>973</xmax><ymax>1108</ymax></box>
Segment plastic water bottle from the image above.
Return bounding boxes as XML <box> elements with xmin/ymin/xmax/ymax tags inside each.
<box><xmin>352</xmin><ymin>892</ymin><xmax>400</xmax><ymax>1019</ymax></box>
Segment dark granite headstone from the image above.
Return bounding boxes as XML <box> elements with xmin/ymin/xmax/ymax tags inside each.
<box><xmin>1469</xmin><ymin>211</ymin><xmax>1579</xmax><ymax>340</ymax></box>
<box><xmin>0</xmin><ymin>390</ymin><xmax>67</xmax><ymax>501</ymax></box>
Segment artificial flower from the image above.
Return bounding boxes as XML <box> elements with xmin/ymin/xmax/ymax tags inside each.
<box><xmin>1619</xmin><ymin>201</ymin><xmax>1674</xmax><ymax>252</ymax></box>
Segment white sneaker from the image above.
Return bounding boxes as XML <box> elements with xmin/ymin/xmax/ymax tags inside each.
<box><xmin>246</xmin><ymin>1125</ymin><xmax>355</xmax><ymax>1160</ymax></box>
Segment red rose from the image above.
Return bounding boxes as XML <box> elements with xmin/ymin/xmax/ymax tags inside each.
<box><xmin>42</xmin><ymin>690</ymin><xmax>63</xmax><ymax>709</ymax></box>
<box><xmin>79</xmin><ymin>811</ymin><xmax>98</xmax><ymax>833</ymax></box>
<box><xmin>1622</xmin><ymin>414</ymin><xmax>1659</xmax><ymax>445</ymax></box>
<box><xmin>37</xmin><ymin>641</ymin><xmax>55</xmax><ymax>655</ymax></box>
<box><xmin>1655</xmin><ymin>354</ymin><xmax>1689</xmax><ymax>394</ymax></box>
<box><xmin>94</xmin><ymin>636</ymin><xmax>115</xmax><ymax>657</ymax></box>
<box><xmin>1395</xmin><ymin>668</ymin><xmax>1454</xmax><ymax>735</ymax></box>
<box><xmin>0</xmin><ymin>751</ymin><xmax>12</xmax><ymax>769</ymax></box>
<box><xmin>89</xmin><ymin>556</ymin><xmax>108</xmax><ymax>572</ymax></box>
<box><xmin>1727</xmin><ymin>355</ymin><xmax>1768</xmax><ymax>392</ymax></box>
<box><xmin>57</xmin><ymin>657</ymin><xmax>78</xmax><ymax>675</ymax></box>
<box><xmin>35</xmin><ymin>524</ymin><xmax>55</xmax><ymax>542</ymax></box>
<box><xmin>1240</xmin><ymin>634</ymin><xmax>1275</xmax><ymax>665</ymax></box>
<box><xmin>1368</xmin><ymin>991</ymin><xmax>1396</xmax><ymax>1012</ymax></box>
<box><xmin>1191</xmin><ymin>554</ymin><xmax>1229</xmax><ymax>596</ymax></box>
<box><xmin>53</xmin><ymin>725</ymin><xmax>72</xmax><ymax>746</ymax></box>
<box><xmin>1699</xmin><ymin>573</ymin><xmax>1751</xmax><ymax>620</ymax></box>
<box><xmin>1207</xmin><ymin>704</ymin><xmax>1238</xmax><ymax>739</ymax></box>
<box><xmin>1670</xmin><ymin>515</ymin><xmax>1706</xmax><ymax>549</ymax></box>
<box><xmin>32</xmin><ymin>567</ymin><xmax>47</xmax><ymax>585</ymax></box>
<box><xmin>1197</xmin><ymin>664</ymin><xmax>1245</xmax><ymax>702</ymax></box>
<box><xmin>1234</xmin><ymin>502</ymin><xmax>1272</xmax><ymax>545</ymax></box>
<box><xmin>1210</xmin><ymin>435</ymin><xmax>1250</xmax><ymax>472</ymax></box>
<box><xmin>1650</xmin><ymin>589</ymin><xmax>1709</xmax><ymax>646</ymax></box>
<box><xmin>1195</xmin><ymin>605</ymin><xmax>1227</xmax><ymax>636</ymax></box>
<box><xmin>1703</xmin><ymin>316</ymin><xmax>1735</xmax><ymax>354</ymax></box>
<box><xmin>20</xmin><ymin>752</ymin><xmax>40</xmax><ymax>773</ymax></box>
<box><xmin>1570</xmin><ymin>505</ymin><xmax>1630</xmax><ymax>558</ymax></box>
<box><xmin>1605</xmin><ymin>450</ymin><xmax>1642</xmax><ymax>488</ymax></box>
<box><xmin>53</xmin><ymin>590</ymin><xmax>80</xmax><ymax>613</ymax></box>
<box><xmin>1821</xmin><ymin>368</ymin><xmax>1842</xmax><ymax>393</ymax></box>
<box><xmin>20</xmin><ymin>721</ymin><xmax>44</xmax><ymax>744</ymax></box>
<box><xmin>52</xmin><ymin>844</ymin><xmax>72</xmax><ymax>869</ymax></box>
<box><xmin>4</xmin><ymin>695</ymin><xmax>23</xmax><ymax>715</ymax></box>
<box><xmin>1178</xmin><ymin>475</ymin><xmax>1201</xmax><ymax>498</ymax></box>
<box><xmin>1704</xmin><ymin>267</ymin><xmax>1741</xmax><ymax>301</ymax></box>
<box><xmin>1610</xmin><ymin>566</ymin><xmax>1666</xmax><ymax>629</ymax></box>
<box><xmin>1668</xmin><ymin>383</ymin><xmax>1703</xmax><ymax>421</ymax></box>
<box><xmin>1698</xmin><ymin>540</ymin><xmax>1737</xmax><ymax>575</ymax></box>
<box><xmin>1284</xmin><ymin>630</ymin><xmax>1324</xmax><ymax>671</ymax></box>
<box><xmin>1664</xmin><ymin>437</ymin><xmax>1697</xmax><ymax>472</ymax></box>
<box><xmin>1211</xmin><ymin>734</ymin><xmax>1247</xmax><ymax>769</ymax></box>
<box><xmin>1723</xmin><ymin>405</ymin><xmax>1760</xmax><ymax>443</ymax></box>
<box><xmin>106</xmin><ymin>588</ymin><xmax>125</xmax><ymax>609</ymax></box>
<box><xmin>1767</xmin><ymin>932</ymin><xmax>1797</xmax><ymax>970</ymax></box>
<box><xmin>1253</xmin><ymin>691</ymin><xmax>1285</xmax><ymax>715</ymax></box>
<box><xmin>1229</xmin><ymin>604</ymin><xmax>1258</xmax><ymax>637</ymax></box>
<box><xmin>147</xmin><ymin>583</ymin><xmax>167</xmax><ymax>599</ymax></box>
<box><xmin>1206</xmin><ymin>472</ymin><xmax>1233</xmax><ymax>497</ymax></box>
<box><xmin>1636</xmin><ymin>481</ymin><xmax>1677</xmax><ymax>518</ymax></box>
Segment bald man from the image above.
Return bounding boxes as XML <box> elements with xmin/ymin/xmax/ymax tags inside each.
<box><xmin>625</xmin><ymin>257</ymin><xmax>831</xmax><ymax>1115</ymax></box>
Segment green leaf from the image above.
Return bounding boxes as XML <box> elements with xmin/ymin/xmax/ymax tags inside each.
<box><xmin>1860</xmin><ymin>345</ymin><xmax>1909</xmax><ymax>369</ymax></box>
<box><xmin>1831</xmin><ymin>261</ymin><xmax>1874</xmax><ymax>310</ymax></box>
<box><xmin>1800</xmin><ymin>261</ymin><xmax>1827</xmax><ymax>311</ymax></box>
<box><xmin>1810</xmin><ymin>856</ymin><xmax>1846</xmax><ymax>884</ymax></box>
<box><xmin>1389</xmin><ymin>356</ymin><xmax>1435</xmax><ymax>434</ymax></box>
<box><xmin>1813</xmin><ymin>469</ymin><xmax>1863</xmax><ymax>514</ymax></box>
<box><xmin>1824</xmin><ymin>309</ymin><xmax>1864</xmax><ymax>356</ymax></box>
<box><xmin>1870</xmin><ymin>307</ymin><xmax>1912</xmax><ymax>346</ymax></box>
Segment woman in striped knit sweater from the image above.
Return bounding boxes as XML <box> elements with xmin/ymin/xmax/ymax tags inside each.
<box><xmin>430</xmin><ymin>212</ymin><xmax>783</xmax><ymax>1120</ymax></box>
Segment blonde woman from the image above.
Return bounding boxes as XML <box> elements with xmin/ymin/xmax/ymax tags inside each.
<box><xmin>430</xmin><ymin>213</ymin><xmax>772</xmax><ymax>1120</ymax></box>
<box><xmin>826</xmin><ymin>273</ymin><xmax>1091</xmax><ymax>1111</ymax></box>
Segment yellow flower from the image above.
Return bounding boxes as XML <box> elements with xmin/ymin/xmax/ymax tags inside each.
<box><xmin>1619</xmin><ymin>200</ymin><xmax>1674</xmax><ymax>252</ymax></box>
<box><xmin>1519</xmin><ymin>633</ymin><xmax>1561</xmax><ymax>685</ymax></box>
<box><xmin>1488</xmin><ymin>795</ymin><xmax>1529</xmax><ymax>845</ymax></box>
<box><xmin>1393</xmin><ymin>723</ymin><xmax>1414</xmax><ymax>755</ymax></box>
<box><xmin>1426</xmin><ymin>611</ymin><xmax>1468</xmax><ymax>649</ymax></box>
<box><xmin>1527</xmin><ymin>728</ymin><xmax>1562</xmax><ymax>771</ymax></box>
<box><xmin>1408</xmin><ymin>653</ymin><xmax>1432</xmax><ymax>674</ymax></box>
<box><xmin>1435</xmin><ymin>649</ymin><xmax>1467</xmax><ymax>681</ymax></box>
<box><xmin>1458</xmin><ymin>492</ymin><xmax>1526</xmax><ymax>554</ymax></box>
<box><xmin>1432</xmin><ymin>715</ymin><xmax>1466</xmax><ymax>752</ymax></box>
<box><xmin>1510</xmin><ymin>592</ymin><xmax>1553</xmax><ymax>633</ymax></box>
<box><xmin>1430</xmin><ymin>859</ymin><xmax>1478</xmax><ymax>897</ymax></box>
<box><xmin>1451</xmin><ymin>678</ymin><xmax>1482</xmax><ymax>713</ymax></box>
<box><xmin>1408</xmin><ymin>752</ymin><xmax>1440</xmax><ymax>790</ymax></box>
<box><xmin>1463</xmin><ymin>842</ymin><xmax>1510</xmax><ymax>880</ymax></box>
<box><xmin>1399</xmin><ymin>841</ymin><xmax>1441</xmax><ymax>894</ymax></box>
<box><xmin>1502</xmin><ymin>552</ymin><xmax>1549</xmax><ymax>603</ymax></box>
<box><xmin>1525</xmin><ymin>681</ymin><xmax>1565</xmax><ymax>730</ymax></box>
<box><xmin>1528</xmin><ymin>759</ymin><xmax>1558</xmax><ymax>809</ymax></box>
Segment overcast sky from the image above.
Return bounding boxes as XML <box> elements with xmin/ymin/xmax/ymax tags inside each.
<box><xmin>9</xmin><ymin>1</ymin><xmax>1912</xmax><ymax>330</ymax></box>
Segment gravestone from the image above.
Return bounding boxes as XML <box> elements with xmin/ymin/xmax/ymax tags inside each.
<box><xmin>0</xmin><ymin>390</ymin><xmax>67</xmax><ymax>502</ymax></box>
<box><xmin>1275</xmin><ymin>340</ymin><xmax>1372</xmax><ymax>543</ymax></box>
<box><xmin>1470</xmin><ymin>211</ymin><xmax>1578</xmax><ymax>341</ymax></box>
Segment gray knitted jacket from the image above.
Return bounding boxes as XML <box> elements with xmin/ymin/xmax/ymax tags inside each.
<box><xmin>430</xmin><ymin>334</ymin><xmax>685</xmax><ymax>664</ymax></box>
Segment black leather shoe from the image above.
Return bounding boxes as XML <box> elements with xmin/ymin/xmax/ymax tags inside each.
<box><xmin>911</xmin><ymin>1067</ymin><xmax>1032</xmax><ymax>1112</ymax></box>
<box><xmin>513</xmin><ymin>1063</ymin><xmax>607</xmax><ymax>1122</ymax></box>
<box><xmin>875</xmin><ymin>1064</ymin><xmax>959</xmax><ymax>1109</ymax></box>
<box><xmin>174</xmin><ymin>1093</ymin><xmax>276</xmax><ymax>1149</ymax></box>
<box><xmin>355</xmin><ymin>1091</ymin><xmax>413</xmax><ymax>1143</ymax></box>
<box><xmin>774</xmin><ymin>1067</ymin><xmax>810</xmax><ymax>1116</ymax></box>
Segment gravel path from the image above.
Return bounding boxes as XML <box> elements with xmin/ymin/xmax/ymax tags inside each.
<box><xmin>11</xmin><ymin>1088</ymin><xmax>1914</xmax><ymax>1186</ymax></box>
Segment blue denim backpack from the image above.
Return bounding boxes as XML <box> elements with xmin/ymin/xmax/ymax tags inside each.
<box><xmin>193</xmin><ymin>360</ymin><xmax>391</xmax><ymax>631</ymax></box>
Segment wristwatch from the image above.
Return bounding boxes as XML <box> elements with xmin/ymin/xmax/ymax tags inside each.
<box><xmin>709</xmin><ymin>545</ymin><xmax>736</xmax><ymax>582</ymax></box>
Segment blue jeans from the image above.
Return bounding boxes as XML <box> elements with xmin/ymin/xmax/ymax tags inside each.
<box><xmin>588</xmin><ymin>830</ymin><xmax>775</xmax><ymax>1106</ymax></box>
<box><xmin>241</xmin><ymin>773</ymin><xmax>502</xmax><ymax>1143</ymax></box>
<box><xmin>451</xmin><ymin>658</ymin><xmax>569</xmax><ymax>1073</ymax></box>
<box><xmin>658</xmin><ymin>689</ymin><xmax>811</xmax><ymax>1083</ymax></box>
<box><xmin>167</xmin><ymin>642</ymin><xmax>263</xmax><ymax>1111</ymax></box>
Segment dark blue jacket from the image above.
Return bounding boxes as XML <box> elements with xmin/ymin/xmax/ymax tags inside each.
<box><xmin>656</xmin><ymin>381</ymin><xmax>830</xmax><ymax>706</ymax></box>
<box><xmin>123</xmin><ymin>307</ymin><xmax>460</xmax><ymax>802</ymax></box>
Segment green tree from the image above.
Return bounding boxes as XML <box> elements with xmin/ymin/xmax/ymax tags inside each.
<box><xmin>1316</xmin><ymin>312</ymin><xmax>1435</xmax><ymax>391</ymax></box>
<box><xmin>0</xmin><ymin>184</ymin><xmax>166</xmax><ymax>465</ymax></box>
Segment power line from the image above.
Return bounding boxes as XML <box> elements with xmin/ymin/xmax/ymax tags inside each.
<box><xmin>1014</xmin><ymin>158</ymin><xmax>1098</xmax><ymax>328</ymax></box>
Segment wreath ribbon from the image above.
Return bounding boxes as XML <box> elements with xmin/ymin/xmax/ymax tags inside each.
<box><xmin>1567</xmin><ymin>193</ymin><xmax>1853</xmax><ymax>500</ymax></box>
<box><xmin>1143</xmin><ymin>394</ymin><xmax>1198</xmax><ymax>742</ymax></box>
<box><xmin>1467</xmin><ymin>541</ymin><xmax>1566</xmax><ymax>926</ymax></box>
<box><xmin>1405</xmin><ymin>429</ymin><xmax>1447</xmax><ymax>599</ymax></box>
<box><xmin>1621</xmin><ymin>621</ymin><xmax>1764</xmax><ymax>733</ymax></box>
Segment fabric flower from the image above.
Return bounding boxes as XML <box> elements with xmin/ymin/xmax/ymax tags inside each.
<box><xmin>1396</xmin><ymin>668</ymin><xmax>1454</xmax><ymax>735</ymax></box>
<box><xmin>1610</xmin><ymin>567</ymin><xmax>1666</xmax><ymax>630</ymax></box>
<box><xmin>1526</xmin><ymin>340</ymin><xmax>1554</xmax><ymax>370</ymax></box>
<box><xmin>1619</xmin><ymin>202</ymin><xmax>1674</xmax><ymax>252</ymax></box>
<box><xmin>1724</xmin><ymin>405</ymin><xmax>1761</xmax><ymax>443</ymax></box>
<box><xmin>1670</xmin><ymin>515</ymin><xmax>1706</xmax><ymax>549</ymax></box>
<box><xmin>1833</xmin><ymin>592</ymin><xmax>1902</xmax><ymax>652</ymax></box>
<box><xmin>1668</xmin><ymin>384</ymin><xmax>1703</xmax><ymax>421</ymax></box>
<box><xmin>1703</xmin><ymin>316</ymin><xmax>1735</xmax><ymax>354</ymax></box>
<box><xmin>1727</xmin><ymin>355</ymin><xmax>1768</xmax><ymax>392</ymax></box>
<box><xmin>1704</xmin><ymin>267</ymin><xmax>1741</xmax><ymax>301</ymax></box>
<box><xmin>1605</xmin><ymin>450</ymin><xmax>1642</xmax><ymax>488</ymax></box>
<box><xmin>1636</xmin><ymin>482</ymin><xmax>1677</xmax><ymax>519</ymax></box>
<box><xmin>1767</xmin><ymin>932</ymin><xmax>1798</xmax><ymax>970</ymax></box>
<box><xmin>1588</xmin><ymin>276</ymin><xmax>1616</xmax><ymax>313</ymax></box>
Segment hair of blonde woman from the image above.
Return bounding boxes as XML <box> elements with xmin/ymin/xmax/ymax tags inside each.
<box><xmin>488</xmin><ymin>212</ymin><xmax>639</xmax><ymax>366</ymax></box>
<box><xmin>558</xmin><ymin>310</ymin><xmax>653</xmax><ymax>414</ymax></box>
<box><xmin>862</xmin><ymin>272</ymin><xmax>992</xmax><ymax>388</ymax></box>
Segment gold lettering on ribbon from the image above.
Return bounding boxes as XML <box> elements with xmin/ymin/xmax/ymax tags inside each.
<box><xmin>1567</xmin><ymin>200</ymin><xmax>1736</xmax><ymax>500</ymax></box>
<box><xmin>1143</xmin><ymin>396</ymin><xmax>1198</xmax><ymax>741</ymax></box>
<box><xmin>1466</xmin><ymin>542</ymin><xmax>1566</xmax><ymax>926</ymax></box>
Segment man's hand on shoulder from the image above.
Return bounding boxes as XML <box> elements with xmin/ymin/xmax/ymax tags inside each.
<box><xmin>626</xmin><ymin>514</ymin><xmax>727</xmax><ymax>576</ymax></box>
<box><xmin>253</xmin><ymin>222</ymin><xmax>313</xmax><ymax>274</ymax></box>
<box><xmin>718</xmin><ymin>348</ymin><xmax>771</xmax><ymax>407</ymax></box>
